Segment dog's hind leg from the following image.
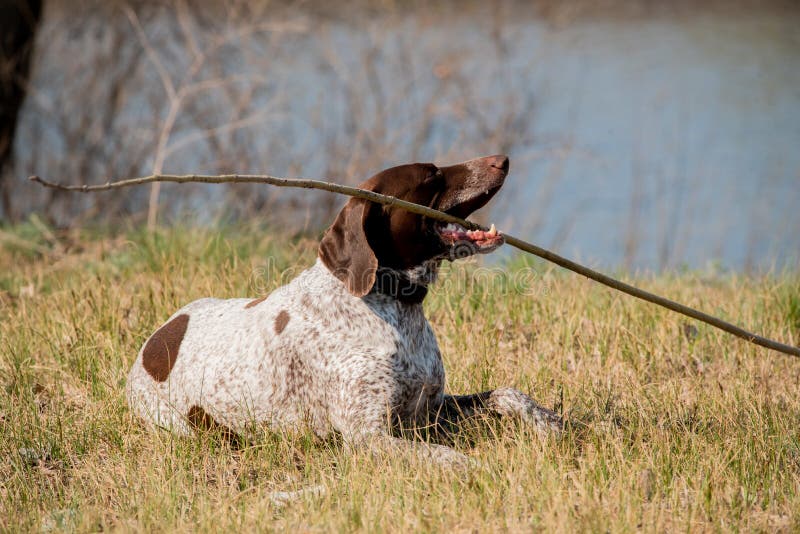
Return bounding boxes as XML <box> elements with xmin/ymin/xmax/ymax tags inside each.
<box><xmin>434</xmin><ymin>388</ymin><xmax>563</xmax><ymax>437</ymax></box>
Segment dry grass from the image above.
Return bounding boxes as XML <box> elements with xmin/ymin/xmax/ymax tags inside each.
<box><xmin>1</xmin><ymin>223</ymin><xmax>799</xmax><ymax>532</ymax></box>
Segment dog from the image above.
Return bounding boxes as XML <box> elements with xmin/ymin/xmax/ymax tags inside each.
<box><xmin>126</xmin><ymin>155</ymin><xmax>562</xmax><ymax>466</ymax></box>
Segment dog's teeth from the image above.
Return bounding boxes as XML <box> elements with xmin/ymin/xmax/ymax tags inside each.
<box><xmin>488</xmin><ymin>224</ymin><xmax>497</xmax><ymax>236</ymax></box>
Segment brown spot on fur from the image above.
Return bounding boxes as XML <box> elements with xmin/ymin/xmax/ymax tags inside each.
<box><xmin>275</xmin><ymin>310</ymin><xmax>290</xmax><ymax>334</ymax></box>
<box><xmin>244</xmin><ymin>296</ymin><xmax>267</xmax><ymax>309</ymax></box>
<box><xmin>142</xmin><ymin>314</ymin><xmax>189</xmax><ymax>382</ymax></box>
<box><xmin>186</xmin><ymin>405</ymin><xmax>239</xmax><ymax>446</ymax></box>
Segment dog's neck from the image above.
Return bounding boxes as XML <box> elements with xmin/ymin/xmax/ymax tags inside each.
<box><xmin>371</xmin><ymin>267</ymin><xmax>428</xmax><ymax>304</ymax></box>
<box><xmin>369</xmin><ymin>259</ymin><xmax>441</xmax><ymax>304</ymax></box>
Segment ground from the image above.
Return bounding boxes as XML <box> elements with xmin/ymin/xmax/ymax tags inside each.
<box><xmin>1</xmin><ymin>222</ymin><xmax>798</xmax><ymax>532</ymax></box>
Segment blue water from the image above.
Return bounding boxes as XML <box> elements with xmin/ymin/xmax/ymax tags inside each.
<box><xmin>13</xmin><ymin>5</ymin><xmax>800</xmax><ymax>271</ymax></box>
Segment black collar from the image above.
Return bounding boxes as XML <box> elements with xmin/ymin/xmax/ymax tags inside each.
<box><xmin>371</xmin><ymin>267</ymin><xmax>428</xmax><ymax>304</ymax></box>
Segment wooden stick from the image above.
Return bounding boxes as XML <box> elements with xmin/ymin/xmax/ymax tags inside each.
<box><xmin>29</xmin><ymin>173</ymin><xmax>800</xmax><ymax>358</ymax></box>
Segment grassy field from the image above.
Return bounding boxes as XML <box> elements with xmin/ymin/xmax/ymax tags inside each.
<box><xmin>1</xmin><ymin>223</ymin><xmax>799</xmax><ymax>532</ymax></box>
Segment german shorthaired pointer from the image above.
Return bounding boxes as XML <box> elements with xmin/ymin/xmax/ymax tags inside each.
<box><xmin>127</xmin><ymin>155</ymin><xmax>561</xmax><ymax>466</ymax></box>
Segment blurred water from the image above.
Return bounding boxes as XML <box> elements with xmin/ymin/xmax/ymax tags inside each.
<box><xmin>490</xmin><ymin>12</ymin><xmax>800</xmax><ymax>272</ymax></box>
<box><xmin>14</xmin><ymin>5</ymin><xmax>800</xmax><ymax>271</ymax></box>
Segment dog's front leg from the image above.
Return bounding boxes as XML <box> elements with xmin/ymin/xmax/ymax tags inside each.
<box><xmin>436</xmin><ymin>388</ymin><xmax>563</xmax><ymax>436</ymax></box>
<box><xmin>344</xmin><ymin>430</ymin><xmax>473</xmax><ymax>470</ymax></box>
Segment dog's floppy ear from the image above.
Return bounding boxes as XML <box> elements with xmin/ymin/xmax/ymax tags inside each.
<box><xmin>318</xmin><ymin>198</ymin><xmax>378</xmax><ymax>297</ymax></box>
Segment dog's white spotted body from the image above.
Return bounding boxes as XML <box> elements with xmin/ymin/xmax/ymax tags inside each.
<box><xmin>127</xmin><ymin>260</ymin><xmax>444</xmax><ymax>436</ymax></box>
<box><xmin>127</xmin><ymin>156</ymin><xmax>561</xmax><ymax>465</ymax></box>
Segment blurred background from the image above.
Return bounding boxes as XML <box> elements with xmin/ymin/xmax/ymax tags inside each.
<box><xmin>1</xmin><ymin>0</ymin><xmax>798</xmax><ymax>272</ymax></box>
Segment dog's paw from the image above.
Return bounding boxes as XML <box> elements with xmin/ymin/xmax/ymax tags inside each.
<box><xmin>488</xmin><ymin>387</ymin><xmax>564</xmax><ymax>436</ymax></box>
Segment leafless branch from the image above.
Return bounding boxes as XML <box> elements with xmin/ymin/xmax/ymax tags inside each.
<box><xmin>123</xmin><ymin>5</ymin><xmax>176</xmax><ymax>100</ymax></box>
<box><xmin>28</xmin><ymin>172</ymin><xmax>800</xmax><ymax>359</ymax></box>
<box><xmin>163</xmin><ymin>105</ymin><xmax>279</xmax><ymax>159</ymax></box>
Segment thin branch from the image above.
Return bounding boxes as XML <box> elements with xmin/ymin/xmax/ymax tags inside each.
<box><xmin>123</xmin><ymin>5</ymin><xmax>176</xmax><ymax>100</ymax></box>
<box><xmin>163</xmin><ymin>106</ymin><xmax>278</xmax><ymax>158</ymax></box>
<box><xmin>27</xmin><ymin>173</ymin><xmax>800</xmax><ymax>359</ymax></box>
<box><xmin>175</xmin><ymin>0</ymin><xmax>202</xmax><ymax>62</ymax></box>
<box><xmin>180</xmin><ymin>74</ymin><xmax>268</xmax><ymax>98</ymax></box>
<box><xmin>123</xmin><ymin>3</ymin><xmax>181</xmax><ymax>229</ymax></box>
<box><xmin>147</xmin><ymin>95</ymin><xmax>182</xmax><ymax>229</ymax></box>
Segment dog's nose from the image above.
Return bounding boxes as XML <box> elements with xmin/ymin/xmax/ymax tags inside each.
<box><xmin>488</xmin><ymin>155</ymin><xmax>509</xmax><ymax>173</ymax></box>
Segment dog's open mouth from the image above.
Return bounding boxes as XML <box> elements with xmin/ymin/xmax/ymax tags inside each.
<box><xmin>435</xmin><ymin>222</ymin><xmax>504</xmax><ymax>251</ymax></box>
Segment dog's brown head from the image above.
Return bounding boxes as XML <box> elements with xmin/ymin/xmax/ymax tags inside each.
<box><xmin>319</xmin><ymin>155</ymin><xmax>508</xmax><ymax>298</ymax></box>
